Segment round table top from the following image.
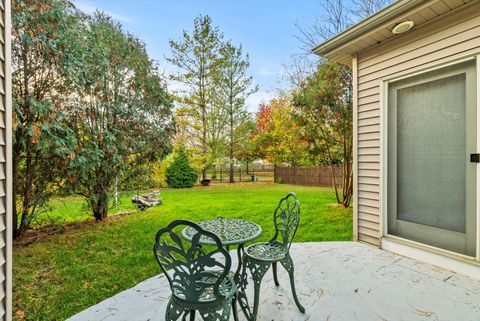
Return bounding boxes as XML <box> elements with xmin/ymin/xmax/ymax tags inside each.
<box><xmin>181</xmin><ymin>217</ymin><xmax>263</xmax><ymax>246</ymax></box>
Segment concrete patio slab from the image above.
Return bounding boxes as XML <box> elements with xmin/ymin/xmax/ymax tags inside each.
<box><xmin>68</xmin><ymin>242</ymin><xmax>480</xmax><ymax>321</ymax></box>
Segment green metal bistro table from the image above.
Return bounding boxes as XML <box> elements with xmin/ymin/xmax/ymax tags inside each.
<box><xmin>182</xmin><ymin>217</ymin><xmax>262</xmax><ymax>321</ymax></box>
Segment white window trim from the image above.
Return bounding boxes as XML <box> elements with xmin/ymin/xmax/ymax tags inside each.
<box><xmin>379</xmin><ymin>54</ymin><xmax>480</xmax><ymax>271</ymax></box>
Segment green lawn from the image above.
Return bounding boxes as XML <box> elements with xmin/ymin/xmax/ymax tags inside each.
<box><xmin>13</xmin><ymin>183</ymin><xmax>352</xmax><ymax>320</ymax></box>
<box><xmin>25</xmin><ymin>192</ymin><xmax>139</xmax><ymax>228</ymax></box>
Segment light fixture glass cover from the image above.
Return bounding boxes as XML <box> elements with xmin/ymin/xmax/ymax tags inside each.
<box><xmin>392</xmin><ymin>20</ymin><xmax>415</xmax><ymax>34</ymax></box>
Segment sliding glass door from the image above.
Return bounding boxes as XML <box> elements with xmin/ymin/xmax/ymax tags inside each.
<box><xmin>388</xmin><ymin>61</ymin><xmax>477</xmax><ymax>257</ymax></box>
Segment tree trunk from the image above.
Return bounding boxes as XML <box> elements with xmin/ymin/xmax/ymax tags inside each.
<box><xmin>342</xmin><ymin>154</ymin><xmax>353</xmax><ymax>208</ymax></box>
<box><xmin>229</xmin><ymin>97</ymin><xmax>234</xmax><ymax>183</ymax></box>
<box><xmin>18</xmin><ymin>130</ymin><xmax>34</xmax><ymax>235</ymax></box>
<box><xmin>340</xmin><ymin>134</ymin><xmax>353</xmax><ymax>208</ymax></box>
<box><xmin>329</xmin><ymin>163</ymin><xmax>341</xmax><ymax>204</ymax></box>
<box><xmin>92</xmin><ymin>191</ymin><xmax>109</xmax><ymax>221</ymax></box>
<box><xmin>229</xmin><ymin>132</ymin><xmax>234</xmax><ymax>183</ymax></box>
<box><xmin>93</xmin><ymin>207</ymin><xmax>108</xmax><ymax>221</ymax></box>
<box><xmin>12</xmin><ymin>150</ymin><xmax>19</xmax><ymax>239</ymax></box>
<box><xmin>201</xmin><ymin>120</ymin><xmax>207</xmax><ymax>180</ymax></box>
<box><xmin>14</xmin><ymin>50</ymin><xmax>32</xmax><ymax>238</ymax></box>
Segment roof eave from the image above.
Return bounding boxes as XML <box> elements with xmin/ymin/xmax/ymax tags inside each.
<box><xmin>312</xmin><ymin>0</ymin><xmax>424</xmax><ymax>57</ymax></box>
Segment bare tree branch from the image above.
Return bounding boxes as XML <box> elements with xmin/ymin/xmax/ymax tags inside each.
<box><xmin>294</xmin><ymin>0</ymin><xmax>394</xmax><ymax>56</ymax></box>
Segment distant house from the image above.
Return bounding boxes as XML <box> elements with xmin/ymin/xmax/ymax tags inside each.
<box><xmin>251</xmin><ymin>159</ymin><xmax>273</xmax><ymax>168</ymax></box>
<box><xmin>314</xmin><ymin>0</ymin><xmax>480</xmax><ymax>277</ymax></box>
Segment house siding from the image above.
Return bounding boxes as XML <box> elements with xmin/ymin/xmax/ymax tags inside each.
<box><xmin>354</xmin><ymin>2</ymin><xmax>480</xmax><ymax>246</ymax></box>
<box><xmin>1</xmin><ymin>0</ymin><xmax>11</xmax><ymax>319</ymax></box>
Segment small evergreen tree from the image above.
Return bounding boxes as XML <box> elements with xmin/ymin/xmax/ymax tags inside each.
<box><xmin>166</xmin><ymin>147</ymin><xmax>198</xmax><ymax>188</ymax></box>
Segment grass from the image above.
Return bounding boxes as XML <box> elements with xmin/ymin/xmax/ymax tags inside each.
<box><xmin>13</xmin><ymin>183</ymin><xmax>352</xmax><ymax>321</ymax></box>
<box><xmin>25</xmin><ymin>193</ymin><xmax>138</xmax><ymax>228</ymax></box>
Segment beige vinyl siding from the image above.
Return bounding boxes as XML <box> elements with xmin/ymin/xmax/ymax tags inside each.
<box><xmin>1</xmin><ymin>0</ymin><xmax>10</xmax><ymax>319</ymax></box>
<box><xmin>354</xmin><ymin>2</ymin><xmax>480</xmax><ymax>246</ymax></box>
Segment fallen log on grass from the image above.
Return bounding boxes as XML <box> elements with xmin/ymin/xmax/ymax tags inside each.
<box><xmin>132</xmin><ymin>191</ymin><xmax>162</xmax><ymax>211</ymax></box>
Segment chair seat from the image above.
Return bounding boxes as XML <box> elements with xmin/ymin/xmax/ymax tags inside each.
<box><xmin>172</xmin><ymin>272</ymin><xmax>236</xmax><ymax>303</ymax></box>
<box><xmin>246</xmin><ymin>241</ymin><xmax>288</xmax><ymax>262</ymax></box>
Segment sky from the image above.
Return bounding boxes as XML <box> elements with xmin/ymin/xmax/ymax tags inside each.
<box><xmin>73</xmin><ymin>0</ymin><xmax>325</xmax><ymax>112</ymax></box>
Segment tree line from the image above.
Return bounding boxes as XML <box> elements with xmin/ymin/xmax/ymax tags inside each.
<box><xmin>169</xmin><ymin>0</ymin><xmax>392</xmax><ymax>209</ymax></box>
<box><xmin>13</xmin><ymin>0</ymin><xmax>392</xmax><ymax>238</ymax></box>
<box><xmin>250</xmin><ymin>0</ymin><xmax>392</xmax><ymax>208</ymax></box>
<box><xmin>12</xmin><ymin>1</ymin><xmax>260</xmax><ymax>239</ymax></box>
<box><xmin>13</xmin><ymin>0</ymin><xmax>175</xmax><ymax>238</ymax></box>
<box><xmin>168</xmin><ymin>15</ymin><xmax>257</xmax><ymax>184</ymax></box>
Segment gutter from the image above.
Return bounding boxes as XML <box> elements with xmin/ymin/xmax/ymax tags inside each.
<box><xmin>312</xmin><ymin>0</ymin><xmax>424</xmax><ymax>56</ymax></box>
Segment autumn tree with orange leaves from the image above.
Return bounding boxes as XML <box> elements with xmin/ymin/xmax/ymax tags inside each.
<box><xmin>254</xmin><ymin>95</ymin><xmax>312</xmax><ymax>166</ymax></box>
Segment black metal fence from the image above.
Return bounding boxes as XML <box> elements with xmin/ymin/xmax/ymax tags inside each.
<box><xmin>204</xmin><ymin>167</ymin><xmax>274</xmax><ymax>183</ymax></box>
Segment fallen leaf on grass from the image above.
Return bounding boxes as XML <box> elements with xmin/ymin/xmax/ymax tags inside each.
<box><xmin>15</xmin><ymin>310</ymin><xmax>25</xmax><ymax>320</ymax></box>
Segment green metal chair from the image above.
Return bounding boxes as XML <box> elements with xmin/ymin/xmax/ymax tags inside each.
<box><xmin>153</xmin><ymin>220</ymin><xmax>239</xmax><ymax>321</ymax></box>
<box><xmin>244</xmin><ymin>192</ymin><xmax>305</xmax><ymax>320</ymax></box>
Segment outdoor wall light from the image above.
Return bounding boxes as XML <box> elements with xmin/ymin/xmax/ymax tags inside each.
<box><xmin>392</xmin><ymin>20</ymin><xmax>415</xmax><ymax>34</ymax></box>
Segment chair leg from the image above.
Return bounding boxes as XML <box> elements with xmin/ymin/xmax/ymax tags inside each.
<box><xmin>252</xmin><ymin>282</ymin><xmax>263</xmax><ymax>320</ymax></box>
<box><xmin>246</xmin><ymin>258</ymin><xmax>271</xmax><ymax>321</ymax></box>
<box><xmin>272</xmin><ymin>262</ymin><xmax>280</xmax><ymax>286</ymax></box>
<box><xmin>181</xmin><ymin>310</ymin><xmax>192</xmax><ymax>321</ymax></box>
<box><xmin>232</xmin><ymin>295</ymin><xmax>239</xmax><ymax>321</ymax></box>
<box><xmin>281</xmin><ymin>255</ymin><xmax>305</xmax><ymax>313</ymax></box>
<box><xmin>199</xmin><ymin>303</ymin><xmax>233</xmax><ymax>321</ymax></box>
<box><xmin>166</xmin><ymin>299</ymin><xmax>184</xmax><ymax>321</ymax></box>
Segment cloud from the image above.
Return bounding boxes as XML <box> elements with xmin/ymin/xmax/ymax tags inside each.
<box><xmin>245</xmin><ymin>91</ymin><xmax>274</xmax><ymax>113</ymax></box>
<box><xmin>73</xmin><ymin>0</ymin><xmax>134</xmax><ymax>23</ymax></box>
<box><xmin>257</xmin><ymin>66</ymin><xmax>278</xmax><ymax>77</ymax></box>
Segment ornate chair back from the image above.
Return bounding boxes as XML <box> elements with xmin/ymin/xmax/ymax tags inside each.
<box><xmin>153</xmin><ymin>220</ymin><xmax>231</xmax><ymax>303</ymax></box>
<box><xmin>271</xmin><ymin>192</ymin><xmax>301</xmax><ymax>249</ymax></box>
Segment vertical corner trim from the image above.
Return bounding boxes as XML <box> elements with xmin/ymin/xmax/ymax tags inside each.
<box><xmin>4</xmin><ymin>0</ymin><xmax>12</xmax><ymax>319</ymax></box>
<box><xmin>352</xmin><ymin>54</ymin><xmax>359</xmax><ymax>242</ymax></box>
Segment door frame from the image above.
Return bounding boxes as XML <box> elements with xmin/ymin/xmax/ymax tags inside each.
<box><xmin>380</xmin><ymin>54</ymin><xmax>480</xmax><ymax>263</ymax></box>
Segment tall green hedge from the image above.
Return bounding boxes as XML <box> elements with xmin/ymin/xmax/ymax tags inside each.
<box><xmin>166</xmin><ymin>147</ymin><xmax>198</xmax><ymax>188</ymax></box>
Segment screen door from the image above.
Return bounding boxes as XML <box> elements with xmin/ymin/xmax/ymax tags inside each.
<box><xmin>388</xmin><ymin>61</ymin><xmax>477</xmax><ymax>257</ymax></box>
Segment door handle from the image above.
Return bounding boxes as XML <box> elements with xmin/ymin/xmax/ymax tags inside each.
<box><xmin>470</xmin><ymin>154</ymin><xmax>480</xmax><ymax>163</ymax></box>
